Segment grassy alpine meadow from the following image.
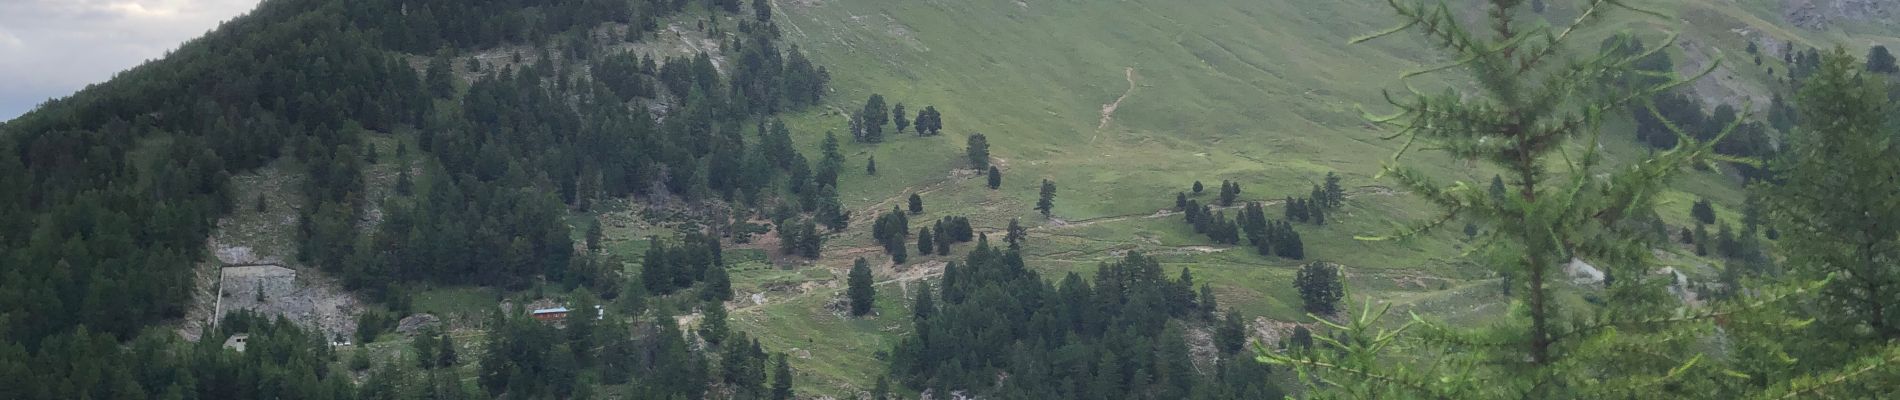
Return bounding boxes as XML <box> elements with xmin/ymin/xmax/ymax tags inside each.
<box><xmin>687</xmin><ymin>0</ymin><xmax>1900</xmax><ymax>394</ymax></box>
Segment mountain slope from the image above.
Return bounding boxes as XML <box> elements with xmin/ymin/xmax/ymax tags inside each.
<box><xmin>732</xmin><ymin>0</ymin><xmax>1900</xmax><ymax>394</ymax></box>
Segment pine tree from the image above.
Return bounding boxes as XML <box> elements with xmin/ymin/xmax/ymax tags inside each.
<box><xmin>917</xmin><ymin>227</ymin><xmax>935</xmax><ymax>256</ymax></box>
<box><xmin>866</xmin><ymin>155</ymin><xmax>877</xmax><ymax>175</ymax></box>
<box><xmin>848</xmin><ymin>258</ymin><xmax>876</xmax><ymax>316</ymax></box>
<box><xmin>908</xmin><ymin>193</ymin><xmax>924</xmax><ymax>214</ymax></box>
<box><xmin>1294</xmin><ymin>262</ymin><xmax>1342</xmax><ymax>315</ymax></box>
<box><xmin>426</xmin><ymin>50</ymin><xmax>455</xmax><ymax>97</ymax></box>
<box><xmin>1005</xmin><ymin>218</ymin><xmax>1026</xmax><ymax>248</ymax></box>
<box><xmin>1868</xmin><ymin>45</ymin><xmax>1898</xmax><ymax>74</ymax></box>
<box><xmin>860</xmin><ymin>94</ymin><xmax>888</xmax><ymax>142</ymax></box>
<box><xmin>1691</xmin><ymin>198</ymin><xmax>1717</xmax><ymax>225</ymax></box>
<box><xmin>771</xmin><ymin>354</ymin><xmax>794</xmax><ymax>400</ymax></box>
<box><xmin>893</xmin><ymin>103</ymin><xmax>910</xmax><ymax>133</ymax></box>
<box><xmin>1215</xmin><ymin>312</ymin><xmax>1247</xmax><ymax>355</ymax></box>
<box><xmin>1264</xmin><ymin>2</ymin><xmax>1745</xmax><ymax>396</ymax></box>
<box><xmin>935</xmin><ymin>225</ymin><xmax>954</xmax><ymax>255</ymax></box>
<box><xmin>1176</xmin><ymin>192</ymin><xmax>1188</xmax><ymax>210</ymax></box>
<box><xmin>966</xmin><ymin>133</ymin><xmax>990</xmax><ymax>170</ymax></box>
<box><xmin>1219</xmin><ymin>180</ymin><xmax>1239</xmax><ymax>206</ymax></box>
<box><xmin>1193</xmin><ymin>180</ymin><xmax>1205</xmax><ymax>194</ymax></box>
<box><xmin>586</xmin><ymin>219</ymin><xmax>604</xmax><ymax>253</ymax></box>
<box><xmin>702</xmin><ymin>264</ymin><xmax>732</xmax><ymax>302</ymax></box>
<box><xmin>912</xmin><ymin>281</ymin><xmax>935</xmax><ymax>322</ymax></box>
<box><xmin>1036</xmin><ymin>179</ymin><xmax>1057</xmax><ymax>217</ymax></box>
<box><xmin>700</xmin><ymin>301</ymin><xmax>729</xmax><ymax>344</ymax></box>
<box><xmin>1324</xmin><ymin>171</ymin><xmax>1345</xmax><ymax>208</ymax></box>
<box><xmin>987</xmin><ymin>166</ymin><xmax>1002</xmax><ymax>189</ymax></box>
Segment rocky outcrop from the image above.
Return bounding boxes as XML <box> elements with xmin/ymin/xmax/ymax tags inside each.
<box><xmin>1784</xmin><ymin>0</ymin><xmax>1900</xmax><ymax>30</ymax></box>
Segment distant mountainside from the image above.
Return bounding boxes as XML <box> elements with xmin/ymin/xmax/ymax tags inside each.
<box><xmin>4</xmin><ymin>0</ymin><xmax>1900</xmax><ymax>398</ymax></box>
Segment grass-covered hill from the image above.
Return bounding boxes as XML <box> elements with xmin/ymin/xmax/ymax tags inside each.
<box><xmin>734</xmin><ymin>0</ymin><xmax>1900</xmax><ymax>394</ymax></box>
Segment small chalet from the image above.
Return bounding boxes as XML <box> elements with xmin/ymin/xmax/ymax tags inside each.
<box><xmin>530</xmin><ymin>307</ymin><xmax>570</xmax><ymax>322</ymax></box>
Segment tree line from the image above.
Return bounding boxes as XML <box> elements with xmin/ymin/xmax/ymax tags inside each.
<box><xmin>885</xmin><ymin>239</ymin><xmax>1283</xmax><ymax>398</ymax></box>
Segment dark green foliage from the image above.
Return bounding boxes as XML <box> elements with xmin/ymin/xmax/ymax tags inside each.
<box><xmin>643</xmin><ymin>233</ymin><xmax>725</xmax><ymax>295</ymax></box>
<box><xmin>701</xmin><ymin>301</ymin><xmax>730</xmax><ymax>345</ymax></box>
<box><xmin>1294</xmin><ymin>262</ymin><xmax>1342</xmax><ymax>315</ymax></box>
<box><xmin>939</xmin><ymin>216</ymin><xmax>975</xmax><ymax>242</ymax></box>
<box><xmin>1770</xmin><ymin>49</ymin><xmax>1900</xmax><ymax>342</ymax></box>
<box><xmin>1323</xmin><ymin>171</ymin><xmax>1345</xmax><ymax>208</ymax></box>
<box><xmin>1037</xmin><ymin>179</ymin><xmax>1057</xmax><ymax>217</ymax></box>
<box><xmin>1692</xmin><ymin>198</ymin><xmax>1717</xmax><ymax>225</ymax></box>
<box><xmin>935</xmin><ymin>224</ymin><xmax>954</xmax><ymax>256</ymax></box>
<box><xmin>867</xmin><ymin>155</ymin><xmax>877</xmax><ymax>175</ymax></box>
<box><xmin>1218</xmin><ymin>180</ymin><xmax>1241</xmax><ymax>206</ymax></box>
<box><xmin>772</xmin><ymin>354</ymin><xmax>795</xmax><ymax>400</ymax></box>
<box><xmin>703</xmin><ymin>264</ymin><xmax>733</xmax><ymax>302</ymax></box>
<box><xmin>587</xmin><ymin>218</ymin><xmax>605</xmax><ymax>253</ymax></box>
<box><xmin>859</xmin><ymin>94</ymin><xmax>888</xmax><ymax>142</ymax></box>
<box><xmin>0</xmin><ymin>0</ymin><xmax>818</xmax><ymax>391</ymax></box>
<box><xmin>873</xmin><ymin>208</ymin><xmax>911</xmax><ymax>260</ymax></box>
<box><xmin>886</xmin><ymin>248</ymin><xmax>1276</xmax><ymax>398</ymax></box>
<box><xmin>909</xmin><ymin>193</ymin><xmax>924</xmax><ymax>214</ymax></box>
<box><xmin>1869</xmin><ymin>45</ymin><xmax>1897</xmax><ymax>74</ymax></box>
<box><xmin>966</xmin><ymin>133</ymin><xmax>990</xmax><ymax>170</ymax></box>
<box><xmin>986</xmin><ymin>166</ymin><xmax>1002</xmax><ymax>189</ymax></box>
<box><xmin>1005</xmin><ymin>218</ymin><xmax>1027</xmax><ymax>248</ymax></box>
<box><xmin>1177</xmin><ymin>192</ymin><xmax>1189</xmax><ymax>209</ymax></box>
<box><xmin>1216</xmin><ymin>312</ymin><xmax>1248</xmax><ymax>355</ymax></box>
<box><xmin>894</xmin><ymin>103</ymin><xmax>910</xmax><ymax>133</ymax></box>
<box><xmin>915</xmin><ymin>106</ymin><xmax>944</xmax><ymax>135</ymax></box>
<box><xmin>1193</xmin><ymin>180</ymin><xmax>1205</xmax><ymax>193</ymax></box>
<box><xmin>918</xmin><ymin>227</ymin><xmax>936</xmax><ymax>255</ymax></box>
<box><xmin>849</xmin><ymin>258</ymin><xmax>876</xmax><ymax>316</ymax></box>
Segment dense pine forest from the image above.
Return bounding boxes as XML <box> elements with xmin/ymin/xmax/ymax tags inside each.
<box><xmin>4</xmin><ymin>0</ymin><xmax>1900</xmax><ymax>398</ymax></box>
<box><xmin>0</xmin><ymin>0</ymin><xmax>837</xmax><ymax>397</ymax></box>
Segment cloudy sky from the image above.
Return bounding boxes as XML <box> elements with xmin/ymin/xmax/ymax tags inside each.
<box><xmin>1</xmin><ymin>0</ymin><xmax>260</xmax><ymax>121</ymax></box>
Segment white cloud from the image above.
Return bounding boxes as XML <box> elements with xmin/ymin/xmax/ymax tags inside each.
<box><xmin>0</xmin><ymin>0</ymin><xmax>260</xmax><ymax>120</ymax></box>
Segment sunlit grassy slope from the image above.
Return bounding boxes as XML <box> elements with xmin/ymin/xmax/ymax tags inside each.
<box><xmin>708</xmin><ymin>0</ymin><xmax>1900</xmax><ymax>396</ymax></box>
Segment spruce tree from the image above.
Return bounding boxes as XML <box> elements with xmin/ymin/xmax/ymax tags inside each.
<box><xmin>1868</xmin><ymin>45</ymin><xmax>1898</xmax><ymax>74</ymax></box>
<box><xmin>1263</xmin><ymin>2</ymin><xmax>1744</xmax><ymax>396</ymax></box>
<box><xmin>771</xmin><ymin>354</ymin><xmax>795</xmax><ymax>400</ymax></box>
<box><xmin>893</xmin><ymin>103</ymin><xmax>910</xmax><ymax>133</ymax></box>
<box><xmin>848</xmin><ymin>258</ymin><xmax>876</xmax><ymax>316</ymax></box>
<box><xmin>1036</xmin><ymin>179</ymin><xmax>1057</xmax><ymax>217</ymax></box>
<box><xmin>966</xmin><ymin>133</ymin><xmax>990</xmax><ymax>170</ymax></box>
<box><xmin>860</xmin><ymin>94</ymin><xmax>888</xmax><ymax>142</ymax></box>
<box><xmin>917</xmin><ymin>227</ymin><xmax>935</xmax><ymax>255</ymax></box>
<box><xmin>866</xmin><ymin>155</ymin><xmax>877</xmax><ymax>175</ymax></box>
<box><xmin>935</xmin><ymin>225</ymin><xmax>954</xmax><ymax>255</ymax></box>
<box><xmin>700</xmin><ymin>301</ymin><xmax>729</xmax><ymax>344</ymax></box>
<box><xmin>1294</xmin><ymin>262</ymin><xmax>1342</xmax><ymax>315</ymax></box>
<box><xmin>908</xmin><ymin>193</ymin><xmax>924</xmax><ymax>214</ymax></box>
<box><xmin>1193</xmin><ymin>180</ymin><xmax>1205</xmax><ymax>194</ymax></box>
<box><xmin>1176</xmin><ymin>192</ymin><xmax>1188</xmax><ymax>210</ymax></box>
<box><xmin>912</xmin><ymin>281</ymin><xmax>936</xmax><ymax>322</ymax></box>
<box><xmin>1005</xmin><ymin>218</ymin><xmax>1026</xmax><ymax>248</ymax></box>
<box><xmin>1691</xmin><ymin>198</ymin><xmax>1717</xmax><ymax>225</ymax></box>
<box><xmin>1324</xmin><ymin>171</ymin><xmax>1345</xmax><ymax>208</ymax></box>
<box><xmin>987</xmin><ymin>166</ymin><xmax>1002</xmax><ymax>189</ymax></box>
